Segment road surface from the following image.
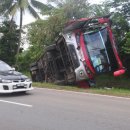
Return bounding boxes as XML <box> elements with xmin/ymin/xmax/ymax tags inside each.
<box><xmin>0</xmin><ymin>87</ymin><xmax>130</xmax><ymax>130</ymax></box>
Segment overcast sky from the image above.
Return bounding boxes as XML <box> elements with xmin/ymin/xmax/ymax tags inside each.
<box><xmin>15</xmin><ymin>0</ymin><xmax>105</xmax><ymax>25</ymax></box>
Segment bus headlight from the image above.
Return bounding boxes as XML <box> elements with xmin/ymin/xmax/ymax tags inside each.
<box><xmin>79</xmin><ymin>70</ymin><xmax>84</xmax><ymax>77</ymax></box>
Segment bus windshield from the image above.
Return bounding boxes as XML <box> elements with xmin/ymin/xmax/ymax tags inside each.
<box><xmin>84</xmin><ymin>28</ymin><xmax>111</xmax><ymax>73</ymax></box>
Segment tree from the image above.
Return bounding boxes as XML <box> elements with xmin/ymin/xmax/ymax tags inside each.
<box><xmin>17</xmin><ymin>8</ymin><xmax>68</xmax><ymax>71</ymax></box>
<box><xmin>0</xmin><ymin>0</ymin><xmax>13</xmax><ymax>15</ymax></box>
<box><xmin>89</xmin><ymin>2</ymin><xmax>111</xmax><ymax>17</ymax></box>
<box><xmin>105</xmin><ymin>0</ymin><xmax>130</xmax><ymax>75</ymax></box>
<box><xmin>5</xmin><ymin>0</ymin><xmax>50</xmax><ymax>59</ymax></box>
<box><xmin>122</xmin><ymin>32</ymin><xmax>130</xmax><ymax>54</ymax></box>
<box><xmin>0</xmin><ymin>20</ymin><xmax>19</xmax><ymax>65</ymax></box>
<box><xmin>27</xmin><ymin>8</ymin><xmax>67</xmax><ymax>59</ymax></box>
<box><xmin>47</xmin><ymin>0</ymin><xmax>91</xmax><ymax>19</ymax></box>
<box><xmin>105</xmin><ymin>0</ymin><xmax>130</xmax><ymax>45</ymax></box>
<box><xmin>120</xmin><ymin>32</ymin><xmax>130</xmax><ymax>76</ymax></box>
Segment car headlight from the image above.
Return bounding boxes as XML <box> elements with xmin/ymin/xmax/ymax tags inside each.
<box><xmin>26</xmin><ymin>78</ymin><xmax>32</xmax><ymax>82</ymax></box>
<box><xmin>0</xmin><ymin>79</ymin><xmax>12</xmax><ymax>83</ymax></box>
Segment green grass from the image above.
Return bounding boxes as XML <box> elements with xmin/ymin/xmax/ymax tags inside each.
<box><xmin>32</xmin><ymin>74</ymin><xmax>130</xmax><ymax>98</ymax></box>
<box><xmin>95</xmin><ymin>74</ymin><xmax>130</xmax><ymax>89</ymax></box>
<box><xmin>33</xmin><ymin>82</ymin><xmax>83</xmax><ymax>91</ymax></box>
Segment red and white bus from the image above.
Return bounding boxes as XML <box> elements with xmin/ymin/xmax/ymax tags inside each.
<box><xmin>30</xmin><ymin>16</ymin><xmax>125</xmax><ymax>87</ymax></box>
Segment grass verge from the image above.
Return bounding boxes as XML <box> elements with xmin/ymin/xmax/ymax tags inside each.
<box><xmin>33</xmin><ymin>82</ymin><xmax>130</xmax><ymax>98</ymax></box>
<box><xmin>95</xmin><ymin>74</ymin><xmax>130</xmax><ymax>89</ymax></box>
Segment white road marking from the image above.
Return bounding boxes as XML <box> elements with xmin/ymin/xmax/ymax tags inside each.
<box><xmin>0</xmin><ymin>100</ymin><xmax>32</xmax><ymax>107</ymax></box>
<box><xmin>35</xmin><ymin>87</ymin><xmax>130</xmax><ymax>100</ymax></box>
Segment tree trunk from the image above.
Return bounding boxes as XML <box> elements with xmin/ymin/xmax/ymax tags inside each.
<box><xmin>15</xmin><ymin>8</ymin><xmax>23</xmax><ymax>65</ymax></box>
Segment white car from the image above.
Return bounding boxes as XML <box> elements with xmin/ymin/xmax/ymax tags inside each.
<box><xmin>0</xmin><ymin>60</ymin><xmax>33</xmax><ymax>93</ymax></box>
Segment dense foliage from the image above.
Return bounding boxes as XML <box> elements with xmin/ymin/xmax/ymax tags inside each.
<box><xmin>107</xmin><ymin>0</ymin><xmax>130</xmax><ymax>75</ymax></box>
<box><xmin>0</xmin><ymin>21</ymin><xmax>19</xmax><ymax>65</ymax></box>
<box><xmin>48</xmin><ymin>0</ymin><xmax>91</xmax><ymax>19</ymax></box>
<box><xmin>122</xmin><ymin>32</ymin><xmax>130</xmax><ymax>54</ymax></box>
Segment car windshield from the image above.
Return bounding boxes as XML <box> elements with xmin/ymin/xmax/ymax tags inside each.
<box><xmin>0</xmin><ymin>61</ymin><xmax>12</xmax><ymax>71</ymax></box>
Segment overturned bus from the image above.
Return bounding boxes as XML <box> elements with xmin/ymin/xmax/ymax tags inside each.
<box><xmin>30</xmin><ymin>16</ymin><xmax>125</xmax><ymax>87</ymax></box>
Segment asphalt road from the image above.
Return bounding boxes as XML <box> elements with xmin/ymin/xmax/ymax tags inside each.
<box><xmin>0</xmin><ymin>88</ymin><xmax>130</xmax><ymax>130</ymax></box>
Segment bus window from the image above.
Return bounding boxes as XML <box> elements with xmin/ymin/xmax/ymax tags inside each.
<box><xmin>68</xmin><ymin>44</ymin><xmax>80</xmax><ymax>69</ymax></box>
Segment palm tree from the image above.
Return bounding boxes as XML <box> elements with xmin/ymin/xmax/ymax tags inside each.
<box><xmin>0</xmin><ymin>1</ymin><xmax>13</xmax><ymax>15</ymax></box>
<box><xmin>5</xmin><ymin>0</ymin><xmax>50</xmax><ymax>60</ymax></box>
